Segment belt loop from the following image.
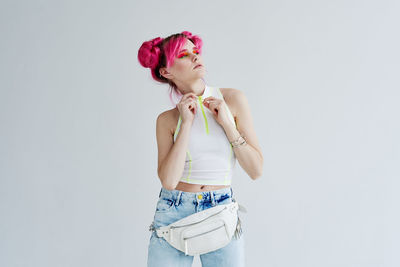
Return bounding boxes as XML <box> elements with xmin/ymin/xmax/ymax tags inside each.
<box><xmin>175</xmin><ymin>191</ymin><xmax>182</xmax><ymax>206</ymax></box>
<box><xmin>211</xmin><ymin>191</ymin><xmax>215</xmax><ymax>206</ymax></box>
<box><xmin>159</xmin><ymin>188</ymin><xmax>162</xmax><ymax>198</ymax></box>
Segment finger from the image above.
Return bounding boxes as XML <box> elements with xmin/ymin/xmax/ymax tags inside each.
<box><xmin>203</xmin><ymin>97</ymin><xmax>220</xmax><ymax>103</ymax></box>
<box><xmin>184</xmin><ymin>99</ymin><xmax>197</xmax><ymax>109</ymax></box>
<box><xmin>186</xmin><ymin>100</ymin><xmax>197</xmax><ymax>109</ymax></box>
<box><xmin>181</xmin><ymin>93</ymin><xmax>197</xmax><ymax>102</ymax></box>
<box><xmin>208</xmin><ymin>102</ymin><xmax>221</xmax><ymax>114</ymax></box>
<box><xmin>202</xmin><ymin>96</ymin><xmax>217</xmax><ymax>102</ymax></box>
<box><xmin>203</xmin><ymin>99</ymin><xmax>221</xmax><ymax>107</ymax></box>
<box><xmin>188</xmin><ymin>102</ymin><xmax>197</xmax><ymax>112</ymax></box>
<box><xmin>184</xmin><ymin>92</ymin><xmax>198</xmax><ymax>99</ymax></box>
<box><xmin>182</xmin><ymin>97</ymin><xmax>196</xmax><ymax>105</ymax></box>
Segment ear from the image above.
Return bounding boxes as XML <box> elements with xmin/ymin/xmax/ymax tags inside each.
<box><xmin>159</xmin><ymin>67</ymin><xmax>174</xmax><ymax>79</ymax></box>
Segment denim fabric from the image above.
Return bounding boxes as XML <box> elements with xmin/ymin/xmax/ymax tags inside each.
<box><xmin>147</xmin><ymin>187</ymin><xmax>245</xmax><ymax>267</ymax></box>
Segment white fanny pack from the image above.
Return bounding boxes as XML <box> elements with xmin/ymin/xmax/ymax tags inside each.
<box><xmin>153</xmin><ymin>200</ymin><xmax>246</xmax><ymax>256</ymax></box>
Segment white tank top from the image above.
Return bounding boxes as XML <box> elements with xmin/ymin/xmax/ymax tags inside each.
<box><xmin>173</xmin><ymin>84</ymin><xmax>237</xmax><ymax>185</ymax></box>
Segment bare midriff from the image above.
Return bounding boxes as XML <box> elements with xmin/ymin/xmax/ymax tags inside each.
<box><xmin>174</xmin><ymin>181</ymin><xmax>230</xmax><ymax>192</ymax></box>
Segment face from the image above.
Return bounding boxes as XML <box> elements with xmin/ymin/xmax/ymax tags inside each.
<box><xmin>159</xmin><ymin>38</ymin><xmax>205</xmax><ymax>83</ymax></box>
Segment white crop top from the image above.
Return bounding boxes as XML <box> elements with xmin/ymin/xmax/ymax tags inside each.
<box><xmin>173</xmin><ymin>84</ymin><xmax>237</xmax><ymax>185</ymax></box>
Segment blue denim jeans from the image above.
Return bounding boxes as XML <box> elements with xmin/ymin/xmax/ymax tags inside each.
<box><xmin>147</xmin><ymin>187</ymin><xmax>245</xmax><ymax>267</ymax></box>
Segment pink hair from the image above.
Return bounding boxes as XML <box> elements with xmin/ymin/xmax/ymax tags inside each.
<box><xmin>137</xmin><ymin>31</ymin><xmax>204</xmax><ymax>106</ymax></box>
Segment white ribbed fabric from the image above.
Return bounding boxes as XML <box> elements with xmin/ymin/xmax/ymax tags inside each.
<box><xmin>173</xmin><ymin>84</ymin><xmax>237</xmax><ymax>185</ymax></box>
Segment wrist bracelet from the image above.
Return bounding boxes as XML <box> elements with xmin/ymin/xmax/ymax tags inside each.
<box><xmin>230</xmin><ymin>134</ymin><xmax>247</xmax><ymax>148</ymax></box>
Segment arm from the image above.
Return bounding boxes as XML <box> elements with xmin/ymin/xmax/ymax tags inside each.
<box><xmin>222</xmin><ymin>89</ymin><xmax>263</xmax><ymax>179</ymax></box>
<box><xmin>156</xmin><ymin>112</ymin><xmax>191</xmax><ymax>190</ymax></box>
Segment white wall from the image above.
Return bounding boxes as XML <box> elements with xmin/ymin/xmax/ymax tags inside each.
<box><xmin>1</xmin><ymin>0</ymin><xmax>399</xmax><ymax>266</ymax></box>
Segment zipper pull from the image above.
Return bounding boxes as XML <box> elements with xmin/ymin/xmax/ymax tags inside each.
<box><xmin>234</xmin><ymin>215</ymin><xmax>243</xmax><ymax>239</ymax></box>
<box><xmin>148</xmin><ymin>222</ymin><xmax>155</xmax><ymax>232</ymax></box>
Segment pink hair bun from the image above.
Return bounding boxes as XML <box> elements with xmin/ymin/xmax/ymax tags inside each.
<box><xmin>137</xmin><ymin>37</ymin><xmax>164</xmax><ymax>69</ymax></box>
<box><xmin>181</xmin><ymin>31</ymin><xmax>193</xmax><ymax>38</ymax></box>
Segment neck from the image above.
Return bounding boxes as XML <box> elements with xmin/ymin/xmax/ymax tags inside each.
<box><xmin>176</xmin><ymin>79</ymin><xmax>206</xmax><ymax>96</ymax></box>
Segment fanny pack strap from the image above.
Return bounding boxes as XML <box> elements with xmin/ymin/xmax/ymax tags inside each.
<box><xmin>233</xmin><ymin>199</ymin><xmax>246</xmax><ymax>239</ymax></box>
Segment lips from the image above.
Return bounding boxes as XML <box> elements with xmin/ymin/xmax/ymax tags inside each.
<box><xmin>193</xmin><ymin>64</ymin><xmax>202</xmax><ymax>69</ymax></box>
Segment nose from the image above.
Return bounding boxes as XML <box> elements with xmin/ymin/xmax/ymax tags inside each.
<box><xmin>192</xmin><ymin>53</ymin><xmax>199</xmax><ymax>62</ymax></box>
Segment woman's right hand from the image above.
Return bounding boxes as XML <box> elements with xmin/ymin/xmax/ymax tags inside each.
<box><xmin>176</xmin><ymin>93</ymin><xmax>198</xmax><ymax>124</ymax></box>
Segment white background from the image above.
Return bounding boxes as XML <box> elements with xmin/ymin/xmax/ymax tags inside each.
<box><xmin>1</xmin><ymin>0</ymin><xmax>399</xmax><ymax>266</ymax></box>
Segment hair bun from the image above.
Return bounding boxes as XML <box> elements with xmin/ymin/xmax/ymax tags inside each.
<box><xmin>181</xmin><ymin>31</ymin><xmax>193</xmax><ymax>38</ymax></box>
<box><xmin>137</xmin><ymin>37</ymin><xmax>164</xmax><ymax>69</ymax></box>
<box><xmin>151</xmin><ymin>37</ymin><xmax>163</xmax><ymax>47</ymax></box>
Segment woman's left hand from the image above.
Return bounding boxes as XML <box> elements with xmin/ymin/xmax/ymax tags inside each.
<box><xmin>202</xmin><ymin>96</ymin><xmax>232</xmax><ymax>129</ymax></box>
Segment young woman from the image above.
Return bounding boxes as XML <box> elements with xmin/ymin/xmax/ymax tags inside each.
<box><xmin>138</xmin><ymin>31</ymin><xmax>263</xmax><ymax>267</ymax></box>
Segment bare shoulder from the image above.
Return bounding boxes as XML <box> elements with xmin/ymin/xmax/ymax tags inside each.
<box><xmin>219</xmin><ymin>87</ymin><xmax>246</xmax><ymax>118</ymax></box>
<box><xmin>156</xmin><ymin>107</ymin><xmax>180</xmax><ymax>136</ymax></box>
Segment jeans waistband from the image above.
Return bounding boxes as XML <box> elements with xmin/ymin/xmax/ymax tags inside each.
<box><xmin>158</xmin><ymin>186</ymin><xmax>234</xmax><ymax>205</ymax></box>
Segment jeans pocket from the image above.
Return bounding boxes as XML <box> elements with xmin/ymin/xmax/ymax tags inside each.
<box><xmin>155</xmin><ymin>197</ymin><xmax>175</xmax><ymax>213</ymax></box>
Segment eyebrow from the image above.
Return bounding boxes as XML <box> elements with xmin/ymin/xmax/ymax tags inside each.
<box><xmin>178</xmin><ymin>47</ymin><xmax>198</xmax><ymax>53</ymax></box>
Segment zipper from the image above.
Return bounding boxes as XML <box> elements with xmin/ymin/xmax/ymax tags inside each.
<box><xmin>198</xmin><ymin>96</ymin><xmax>209</xmax><ymax>134</ymax></box>
<box><xmin>183</xmin><ymin>224</ymin><xmax>225</xmax><ymax>240</ymax></box>
<box><xmin>170</xmin><ymin>206</ymin><xmax>228</xmax><ymax>229</ymax></box>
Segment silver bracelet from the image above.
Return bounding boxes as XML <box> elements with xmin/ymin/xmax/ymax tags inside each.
<box><xmin>230</xmin><ymin>134</ymin><xmax>247</xmax><ymax>148</ymax></box>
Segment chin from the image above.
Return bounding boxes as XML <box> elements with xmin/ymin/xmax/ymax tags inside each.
<box><xmin>195</xmin><ymin>74</ymin><xmax>205</xmax><ymax>80</ymax></box>
<box><xmin>193</xmin><ymin>68</ymin><xmax>206</xmax><ymax>76</ymax></box>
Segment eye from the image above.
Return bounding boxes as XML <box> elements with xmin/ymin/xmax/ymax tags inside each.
<box><xmin>178</xmin><ymin>52</ymin><xmax>189</xmax><ymax>58</ymax></box>
<box><xmin>177</xmin><ymin>49</ymin><xmax>200</xmax><ymax>58</ymax></box>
